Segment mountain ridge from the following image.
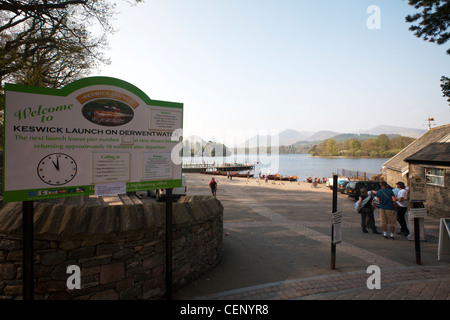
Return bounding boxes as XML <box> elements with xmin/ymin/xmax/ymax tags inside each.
<box><xmin>182</xmin><ymin>125</ymin><xmax>426</xmax><ymax>148</ymax></box>
<box><xmin>240</xmin><ymin>125</ymin><xmax>426</xmax><ymax>147</ymax></box>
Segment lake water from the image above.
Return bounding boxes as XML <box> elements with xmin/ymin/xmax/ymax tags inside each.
<box><xmin>183</xmin><ymin>154</ymin><xmax>389</xmax><ymax>181</ymax></box>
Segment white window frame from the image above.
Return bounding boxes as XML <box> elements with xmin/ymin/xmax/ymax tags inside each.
<box><xmin>425</xmin><ymin>167</ymin><xmax>445</xmax><ymax>187</ymax></box>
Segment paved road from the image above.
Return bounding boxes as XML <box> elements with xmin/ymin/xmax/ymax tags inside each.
<box><xmin>173</xmin><ymin>174</ymin><xmax>450</xmax><ymax>300</ymax></box>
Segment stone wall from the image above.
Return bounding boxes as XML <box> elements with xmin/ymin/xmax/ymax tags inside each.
<box><xmin>382</xmin><ymin>168</ymin><xmax>405</xmax><ymax>188</ymax></box>
<box><xmin>0</xmin><ymin>195</ymin><xmax>223</xmax><ymax>300</ymax></box>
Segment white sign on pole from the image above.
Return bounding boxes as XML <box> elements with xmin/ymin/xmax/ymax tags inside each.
<box><xmin>332</xmin><ymin>211</ymin><xmax>343</xmax><ymax>244</ymax></box>
<box><xmin>408</xmin><ymin>208</ymin><xmax>428</xmax><ymax>219</ymax></box>
<box><xmin>409</xmin><ymin>176</ymin><xmax>427</xmax><ymax>202</ymax></box>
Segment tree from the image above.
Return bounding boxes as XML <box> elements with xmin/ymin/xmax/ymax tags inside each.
<box><xmin>310</xmin><ymin>139</ymin><xmax>340</xmax><ymax>156</ymax></box>
<box><xmin>361</xmin><ymin>138</ymin><xmax>377</xmax><ymax>155</ymax></box>
<box><xmin>389</xmin><ymin>136</ymin><xmax>415</xmax><ymax>149</ymax></box>
<box><xmin>326</xmin><ymin>139</ymin><xmax>340</xmax><ymax>156</ymax></box>
<box><xmin>405</xmin><ymin>0</ymin><xmax>450</xmax><ymax>55</ymax></box>
<box><xmin>0</xmin><ymin>1</ymin><xmax>141</xmax><ymax>149</ymax></box>
<box><xmin>350</xmin><ymin>139</ymin><xmax>361</xmax><ymax>150</ymax></box>
<box><xmin>375</xmin><ymin>134</ymin><xmax>389</xmax><ymax>153</ymax></box>
<box><xmin>406</xmin><ymin>1</ymin><xmax>450</xmax><ymax>107</ymax></box>
<box><xmin>0</xmin><ymin>0</ymin><xmax>142</xmax><ymax>88</ymax></box>
<box><xmin>441</xmin><ymin>75</ymin><xmax>450</xmax><ymax>105</ymax></box>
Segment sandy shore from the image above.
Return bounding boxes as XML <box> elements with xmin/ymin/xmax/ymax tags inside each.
<box><xmin>185</xmin><ymin>173</ymin><xmax>333</xmax><ymax>194</ymax></box>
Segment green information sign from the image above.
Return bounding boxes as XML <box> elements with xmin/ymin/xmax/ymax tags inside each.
<box><xmin>4</xmin><ymin>77</ymin><xmax>183</xmax><ymax>202</ymax></box>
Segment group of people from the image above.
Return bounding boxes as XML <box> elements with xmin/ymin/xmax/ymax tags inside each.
<box><xmin>356</xmin><ymin>181</ymin><xmax>409</xmax><ymax>240</ymax></box>
<box><xmin>307</xmin><ymin>177</ymin><xmax>327</xmax><ymax>188</ymax></box>
<box><xmin>307</xmin><ymin>177</ymin><xmax>327</xmax><ymax>184</ymax></box>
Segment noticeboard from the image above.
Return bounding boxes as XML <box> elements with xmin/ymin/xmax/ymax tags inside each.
<box><xmin>408</xmin><ymin>208</ymin><xmax>428</xmax><ymax>218</ymax></box>
<box><xmin>332</xmin><ymin>211</ymin><xmax>343</xmax><ymax>244</ymax></box>
<box><xmin>3</xmin><ymin>77</ymin><xmax>183</xmax><ymax>202</ymax></box>
<box><xmin>409</xmin><ymin>176</ymin><xmax>427</xmax><ymax>202</ymax></box>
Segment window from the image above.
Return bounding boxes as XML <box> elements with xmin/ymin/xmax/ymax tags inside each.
<box><xmin>425</xmin><ymin>168</ymin><xmax>445</xmax><ymax>187</ymax></box>
<box><xmin>368</xmin><ymin>182</ymin><xmax>380</xmax><ymax>190</ymax></box>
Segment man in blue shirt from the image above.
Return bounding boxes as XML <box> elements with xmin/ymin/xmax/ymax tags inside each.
<box><xmin>376</xmin><ymin>181</ymin><xmax>397</xmax><ymax>239</ymax></box>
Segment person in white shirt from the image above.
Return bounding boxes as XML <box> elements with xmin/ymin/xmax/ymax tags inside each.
<box><xmin>395</xmin><ymin>181</ymin><xmax>409</xmax><ymax>236</ymax></box>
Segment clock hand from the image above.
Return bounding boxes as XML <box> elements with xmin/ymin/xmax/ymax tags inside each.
<box><xmin>52</xmin><ymin>156</ymin><xmax>60</xmax><ymax>171</ymax></box>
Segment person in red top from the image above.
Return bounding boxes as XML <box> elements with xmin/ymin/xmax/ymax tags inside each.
<box><xmin>209</xmin><ymin>177</ymin><xmax>217</xmax><ymax>197</ymax></box>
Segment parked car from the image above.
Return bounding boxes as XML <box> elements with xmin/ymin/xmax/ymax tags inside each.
<box><xmin>344</xmin><ymin>180</ymin><xmax>389</xmax><ymax>199</ymax></box>
<box><xmin>337</xmin><ymin>180</ymin><xmax>350</xmax><ymax>193</ymax></box>
<box><xmin>148</xmin><ymin>174</ymin><xmax>187</xmax><ymax>202</ymax></box>
<box><xmin>326</xmin><ymin>177</ymin><xmax>349</xmax><ymax>189</ymax></box>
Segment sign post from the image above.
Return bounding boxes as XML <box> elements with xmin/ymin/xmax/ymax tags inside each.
<box><xmin>22</xmin><ymin>201</ymin><xmax>34</xmax><ymax>300</ymax></box>
<box><xmin>331</xmin><ymin>175</ymin><xmax>339</xmax><ymax>270</ymax></box>
<box><xmin>408</xmin><ymin>176</ymin><xmax>428</xmax><ymax>265</ymax></box>
<box><xmin>165</xmin><ymin>188</ymin><xmax>173</xmax><ymax>300</ymax></box>
<box><xmin>4</xmin><ymin>77</ymin><xmax>183</xmax><ymax>299</ymax></box>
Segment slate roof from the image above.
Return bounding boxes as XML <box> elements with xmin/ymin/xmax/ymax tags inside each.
<box><xmin>382</xmin><ymin>124</ymin><xmax>450</xmax><ymax>172</ymax></box>
<box><xmin>404</xmin><ymin>143</ymin><xmax>450</xmax><ymax>165</ymax></box>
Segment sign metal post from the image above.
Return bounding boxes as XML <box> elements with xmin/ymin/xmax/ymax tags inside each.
<box><xmin>408</xmin><ymin>176</ymin><xmax>428</xmax><ymax>265</ymax></box>
<box><xmin>165</xmin><ymin>188</ymin><xmax>173</xmax><ymax>300</ymax></box>
<box><xmin>331</xmin><ymin>175</ymin><xmax>338</xmax><ymax>270</ymax></box>
<box><xmin>22</xmin><ymin>201</ymin><xmax>34</xmax><ymax>300</ymax></box>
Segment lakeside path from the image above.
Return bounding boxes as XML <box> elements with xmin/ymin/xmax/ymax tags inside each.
<box><xmin>174</xmin><ymin>173</ymin><xmax>450</xmax><ymax>300</ymax></box>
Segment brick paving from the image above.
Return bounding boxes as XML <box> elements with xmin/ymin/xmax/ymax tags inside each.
<box><xmin>193</xmin><ymin>266</ymin><xmax>450</xmax><ymax>300</ymax></box>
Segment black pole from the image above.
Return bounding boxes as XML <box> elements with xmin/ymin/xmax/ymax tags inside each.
<box><xmin>410</xmin><ymin>202</ymin><xmax>422</xmax><ymax>265</ymax></box>
<box><xmin>331</xmin><ymin>175</ymin><xmax>338</xmax><ymax>270</ymax></box>
<box><xmin>165</xmin><ymin>188</ymin><xmax>173</xmax><ymax>300</ymax></box>
<box><xmin>22</xmin><ymin>201</ymin><xmax>34</xmax><ymax>300</ymax></box>
<box><xmin>414</xmin><ymin>217</ymin><xmax>422</xmax><ymax>265</ymax></box>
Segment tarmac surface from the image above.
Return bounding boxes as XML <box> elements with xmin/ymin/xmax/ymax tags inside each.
<box><xmin>173</xmin><ymin>173</ymin><xmax>450</xmax><ymax>300</ymax></box>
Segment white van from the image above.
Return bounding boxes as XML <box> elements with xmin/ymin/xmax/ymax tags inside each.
<box><xmin>326</xmin><ymin>177</ymin><xmax>349</xmax><ymax>189</ymax></box>
<box><xmin>148</xmin><ymin>174</ymin><xmax>187</xmax><ymax>202</ymax></box>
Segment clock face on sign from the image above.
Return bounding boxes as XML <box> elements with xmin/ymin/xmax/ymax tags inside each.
<box><xmin>37</xmin><ymin>153</ymin><xmax>77</xmax><ymax>186</ymax></box>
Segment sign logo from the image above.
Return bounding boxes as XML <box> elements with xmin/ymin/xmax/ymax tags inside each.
<box><xmin>78</xmin><ymin>90</ymin><xmax>137</xmax><ymax>127</ymax></box>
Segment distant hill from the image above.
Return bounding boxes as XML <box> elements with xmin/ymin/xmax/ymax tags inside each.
<box><xmin>279</xmin><ymin>129</ymin><xmax>313</xmax><ymax>145</ymax></box>
<box><xmin>304</xmin><ymin>130</ymin><xmax>340</xmax><ymax>142</ymax></box>
<box><xmin>184</xmin><ymin>125</ymin><xmax>425</xmax><ymax>150</ymax></box>
<box><xmin>240</xmin><ymin>125</ymin><xmax>423</xmax><ymax>147</ymax></box>
<box><xmin>357</xmin><ymin>125</ymin><xmax>426</xmax><ymax>138</ymax></box>
<box><xmin>239</xmin><ymin>129</ymin><xmax>312</xmax><ymax>147</ymax></box>
<box><xmin>323</xmin><ymin>133</ymin><xmax>403</xmax><ymax>143</ymax></box>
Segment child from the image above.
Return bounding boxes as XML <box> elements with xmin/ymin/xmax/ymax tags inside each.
<box><xmin>209</xmin><ymin>177</ymin><xmax>217</xmax><ymax>197</ymax></box>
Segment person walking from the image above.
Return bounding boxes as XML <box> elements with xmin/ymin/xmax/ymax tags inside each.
<box><xmin>395</xmin><ymin>181</ymin><xmax>409</xmax><ymax>236</ymax></box>
<box><xmin>209</xmin><ymin>177</ymin><xmax>217</xmax><ymax>197</ymax></box>
<box><xmin>356</xmin><ymin>188</ymin><xmax>380</xmax><ymax>234</ymax></box>
<box><xmin>376</xmin><ymin>181</ymin><xmax>397</xmax><ymax>239</ymax></box>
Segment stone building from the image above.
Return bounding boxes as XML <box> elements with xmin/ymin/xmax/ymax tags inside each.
<box><xmin>404</xmin><ymin>143</ymin><xmax>450</xmax><ymax>217</ymax></box>
<box><xmin>381</xmin><ymin>124</ymin><xmax>450</xmax><ymax>218</ymax></box>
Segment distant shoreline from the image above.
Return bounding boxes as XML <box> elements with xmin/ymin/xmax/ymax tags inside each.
<box><xmin>308</xmin><ymin>155</ymin><xmax>389</xmax><ymax>159</ymax></box>
<box><xmin>182</xmin><ymin>153</ymin><xmax>389</xmax><ymax>159</ymax></box>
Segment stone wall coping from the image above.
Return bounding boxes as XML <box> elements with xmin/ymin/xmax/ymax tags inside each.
<box><xmin>0</xmin><ymin>195</ymin><xmax>223</xmax><ymax>237</ymax></box>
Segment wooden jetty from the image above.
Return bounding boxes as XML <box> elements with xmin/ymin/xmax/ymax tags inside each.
<box><xmin>182</xmin><ymin>162</ymin><xmax>255</xmax><ymax>173</ymax></box>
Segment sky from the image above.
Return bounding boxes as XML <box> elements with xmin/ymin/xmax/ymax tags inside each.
<box><xmin>94</xmin><ymin>0</ymin><xmax>450</xmax><ymax>143</ymax></box>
